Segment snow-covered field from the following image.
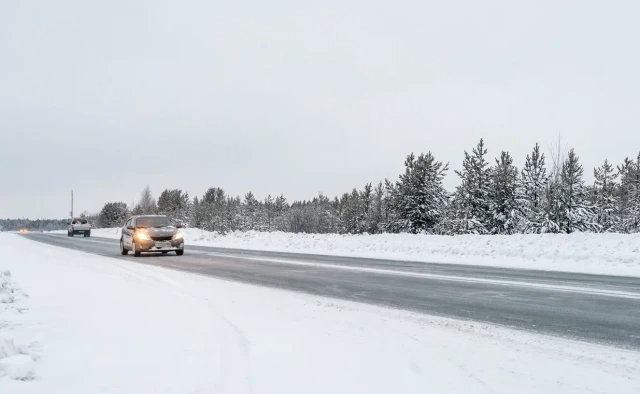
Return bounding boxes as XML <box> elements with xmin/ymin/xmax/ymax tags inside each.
<box><xmin>53</xmin><ymin>228</ymin><xmax>640</xmax><ymax>277</ymax></box>
<box><xmin>2</xmin><ymin>233</ymin><xmax>639</xmax><ymax>393</ymax></box>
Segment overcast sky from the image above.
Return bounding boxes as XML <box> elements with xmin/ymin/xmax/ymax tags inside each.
<box><xmin>1</xmin><ymin>1</ymin><xmax>639</xmax><ymax>218</ymax></box>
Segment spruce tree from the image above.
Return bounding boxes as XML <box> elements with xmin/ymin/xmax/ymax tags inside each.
<box><xmin>387</xmin><ymin>152</ymin><xmax>449</xmax><ymax>233</ymax></box>
<box><xmin>488</xmin><ymin>151</ymin><xmax>520</xmax><ymax>234</ymax></box>
<box><xmin>98</xmin><ymin>202</ymin><xmax>129</xmax><ymax>227</ymax></box>
<box><xmin>452</xmin><ymin>139</ymin><xmax>491</xmax><ymax>234</ymax></box>
<box><xmin>616</xmin><ymin>157</ymin><xmax>636</xmax><ymax>232</ymax></box>
<box><xmin>558</xmin><ymin>149</ymin><xmax>598</xmax><ymax>233</ymax></box>
<box><xmin>593</xmin><ymin>159</ymin><xmax>618</xmax><ymax>231</ymax></box>
<box><xmin>519</xmin><ymin>143</ymin><xmax>550</xmax><ymax>233</ymax></box>
<box><xmin>629</xmin><ymin>153</ymin><xmax>640</xmax><ymax>232</ymax></box>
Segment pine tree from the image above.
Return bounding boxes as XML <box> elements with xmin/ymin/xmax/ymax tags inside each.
<box><xmin>242</xmin><ymin>192</ymin><xmax>259</xmax><ymax>231</ymax></box>
<box><xmin>558</xmin><ymin>149</ymin><xmax>599</xmax><ymax>233</ymax></box>
<box><xmin>451</xmin><ymin>139</ymin><xmax>491</xmax><ymax>234</ymax></box>
<box><xmin>628</xmin><ymin>153</ymin><xmax>640</xmax><ymax>232</ymax></box>
<box><xmin>368</xmin><ymin>182</ymin><xmax>385</xmax><ymax>233</ymax></box>
<box><xmin>274</xmin><ymin>195</ymin><xmax>289</xmax><ymax>231</ymax></box>
<box><xmin>616</xmin><ymin>157</ymin><xmax>636</xmax><ymax>232</ymax></box>
<box><xmin>98</xmin><ymin>202</ymin><xmax>129</xmax><ymax>227</ymax></box>
<box><xmin>593</xmin><ymin>159</ymin><xmax>618</xmax><ymax>231</ymax></box>
<box><xmin>519</xmin><ymin>143</ymin><xmax>552</xmax><ymax>233</ymax></box>
<box><xmin>341</xmin><ymin>189</ymin><xmax>363</xmax><ymax>234</ymax></box>
<box><xmin>360</xmin><ymin>183</ymin><xmax>373</xmax><ymax>233</ymax></box>
<box><xmin>263</xmin><ymin>195</ymin><xmax>275</xmax><ymax>231</ymax></box>
<box><xmin>157</xmin><ymin>189</ymin><xmax>190</xmax><ymax>225</ymax></box>
<box><xmin>386</xmin><ymin>152</ymin><xmax>449</xmax><ymax>233</ymax></box>
<box><xmin>488</xmin><ymin>151</ymin><xmax>520</xmax><ymax>234</ymax></box>
<box><xmin>190</xmin><ymin>196</ymin><xmax>204</xmax><ymax>228</ymax></box>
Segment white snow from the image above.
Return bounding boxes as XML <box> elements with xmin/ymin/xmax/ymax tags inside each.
<box><xmin>4</xmin><ymin>233</ymin><xmax>640</xmax><ymax>393</ymax></box>
<box><xmin>52</xmin><ymin>228</ymin><xmax>640</xmax><ymax>277</ymax></box>
<box><xmin>0</xmin><ymin>355</ymin><xmax>36</xmax><ymax>381</ymax></box>
<box><xmin>0</xmin><ymin>271</ymin><xmax>39</xmax><ymax>382</ymax></box>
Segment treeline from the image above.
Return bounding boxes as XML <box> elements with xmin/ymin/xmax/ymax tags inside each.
<box><xmin>0</xmin><ymin>218</ymin><xmax>70</xmax><ymax>231</ymax></box>
<box><xmin>95</xmin><ymin>139</ymin><xmax>640</xmax><ymax>235</ymax></box>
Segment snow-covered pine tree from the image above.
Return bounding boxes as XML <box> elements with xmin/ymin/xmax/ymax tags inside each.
<box><xmin>616</xmin><ymin>157</ymin><xmax>636</xmax><ymax>232</ymax></box>
<box><xmin>558</xmin><ymin>149</ymin><xmax>599</xmax><ymax>233</ymax></box>
<box><xmin>437</xmin><ymin>191</ymin><xmax>466</xmax><ymax>235</ymax></box>
<box><xmin>383</xmin><ymin>177</ymin><xmax>409</xmax><ymax>233</ymax></box>
<box><xmin>488</xmin><ymin>151</ymin><xmax>520</xmax><ymax>234</ymax></box>
<box><xmin>368</xmin><ymin>182</ymin><xmax>385</xmax><ymax>234</ymax></box>
<box><xmin>98</xmin><ymin>202</ymin><xmax>129</xmax><ymax>227</ymax></box>
<box><xmin>263</xmin><ymin>195</ymin><xmax>275</xmax><ymax>231</ymax></box>
<box><xmin>241</xmin><ymin>192</ymin><xmax>259</xmax><ymax>231</ymax></box>
<box><xmin>201</xmin><ymin>187</ymin><xmax>228</xmax><ymax>232</ymax></box>
<box><xmin>519</xmin><ymin>143</ymin><xmax>552</xmax><ymax>233</ymax></box>
<box><xmin>190</xmin><ymin>196</ymin><xmax>204</xmax><ymax>228</ymax></box>
<box><xmin>314</xmin><ymin>193</ymin><xmax>339</xmax><ymax>233</ymax></box>
<box><xmin>451</xmin><ymin>139</ymin><xmax>491</xmax><ymax>234</ymax></box>
<box><xmin>227</xmin><ymin>196</ymin><xmax>242</xmax><ymax>231</ymax></box>
<box><xmin>628</xmin><ymin>153</ymin><xmax>640</xmax><ymax>232</ymax></box>
<box><xmin>385</xmin><ymin>152</ymin><xmax>449</xmax><ymax>233</ymax></box>
<box><xmin>593</xmin><ymin>159</ymin><xmax>618</xmax><ymax>231</ymax></box>
<box><xmin>274</xmin><ymin>195</ymin><xmax>289</xmax><ymax>231</ymax></box>
<box><xmin>156</xmin><ymin>189</ymin><xmax>190</xmax><ymax>226</ymax></box>
<box><xmin>359</xmin><ymin>183</ymin><xmax>372</xmax><ymax>233</ymax></box>
<box><xmin>341</xmin><ymin>189</ymin><xmax>363</xmax><ymax>234</ymax></box>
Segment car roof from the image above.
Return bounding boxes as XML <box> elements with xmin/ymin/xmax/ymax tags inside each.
<box><xmin>132</xmin><ymin>215</ymin><xmax>169</xmax><ymax>219</ymax></box>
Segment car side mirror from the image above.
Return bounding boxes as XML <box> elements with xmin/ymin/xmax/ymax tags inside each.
<box><xmin>126</xmin><ymin>225</ymin><xmax>134</xmax><ymax>230</ymax></box>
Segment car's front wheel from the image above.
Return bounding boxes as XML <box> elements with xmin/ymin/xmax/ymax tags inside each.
<box><xmin>120</xmin><ymin>239</ymin><xmax>128</xmax><ymax>255</ymax></box>
<box><xmin>132</xmin><ymin>241</ymin><xmax>141</xmax><ymax>257</ymax></box>
<box><xmin>176</xmin><ymin>249</ymin><xmax>184</xmax><ymax>256</ymax></box>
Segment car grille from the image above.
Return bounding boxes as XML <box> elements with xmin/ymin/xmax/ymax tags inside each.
<box><xmin>151</xmin><ymin>236</ymin><xmax>173</xmax><ymax>241</ymax></box>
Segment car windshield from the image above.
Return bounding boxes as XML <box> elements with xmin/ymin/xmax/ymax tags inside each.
<box><xmin>136</xmin><ymin>217</ymin><xmax>173</xmax><ymax>228</ymax></box>
<box><xmin>72</xmin><ymin>219</ymin><xmax>87</xmax><ymax>224</ymax></box>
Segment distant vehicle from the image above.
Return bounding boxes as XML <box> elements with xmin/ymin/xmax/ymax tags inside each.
<box><xmin>19</xmin><ymin>228</ymin><xmax>27</xmax><ymax>234</ymax></box>
<box><xmin>68</xmin><ymin>218</ymin><xmax>91</xmax><ymax>237</ymax></box>
<box><xmin>120</xmin><ymin>215</ymin><xmax>184</xmax><ymax>257</ymax></box>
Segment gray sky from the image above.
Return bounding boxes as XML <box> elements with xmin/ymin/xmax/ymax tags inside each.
<box><xmin>1</xmin><ymin>1</ymin><xmax>639</xmax><ymax>219</ymax></box>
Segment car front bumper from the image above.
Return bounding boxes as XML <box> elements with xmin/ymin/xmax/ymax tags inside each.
<box><xmin>136</xmin><ymin>239</ymin><xmax>184</xmax><ymax>252</ymax></box>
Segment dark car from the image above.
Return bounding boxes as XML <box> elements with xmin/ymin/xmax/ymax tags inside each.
<box><xmin>120</xmin><ymin>215</ymin><xmax>184</xmax><ymax>257</ymax></box>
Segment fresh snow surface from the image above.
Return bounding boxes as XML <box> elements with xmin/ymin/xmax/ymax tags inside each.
<box><xmin>0</xmin><ymin>270</ymin><xmax>38</xmax><ymax>381</ymax></box>
<box><xmin>54</xmin><ymin>228</ymin><xmax>640</xmax><ymax>277</ymax></box>
<box><xmin>2</xmin><ymin>233</ymin><xmax>639</xmax><ymax>393</ymax></box>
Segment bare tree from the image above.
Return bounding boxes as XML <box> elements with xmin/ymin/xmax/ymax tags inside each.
<box><xmin>547</xmin><ymin>132</ymin><xmax>568</xmax><ymax>184</ymax></box>
<box><xmin>133</xmin><ymin>185</ymin><xmax>157</xmax><ymax>215</ymax></box>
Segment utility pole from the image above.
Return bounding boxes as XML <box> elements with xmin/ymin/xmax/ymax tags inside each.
<box><xmin>70</xmin><ymin>189</ymin><xmax>74</xmax><ymax>219</ymax></box>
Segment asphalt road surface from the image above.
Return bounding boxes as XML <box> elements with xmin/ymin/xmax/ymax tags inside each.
<box><xmin>24</xmin><ymin>233</ymin><xmax>640</xmax><ymax>350</ymax></box>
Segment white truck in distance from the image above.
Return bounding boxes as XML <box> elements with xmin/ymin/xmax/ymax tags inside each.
<box><xmin>68</xmin><ymin>218</ymin><xmax>91</xmax><ymax>237</ymax></box>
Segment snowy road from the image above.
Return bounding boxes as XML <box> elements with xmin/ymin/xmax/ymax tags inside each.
<box><xmin>24</xmin><ymin>233</ymin><xmax>640</xmax><ymax>349</ymax></box>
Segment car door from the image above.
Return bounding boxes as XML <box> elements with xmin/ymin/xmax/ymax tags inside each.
<box><xmin>123</xmin><ymin>218</ymin><xmax>133</xmax><ymax>247</ymax></box>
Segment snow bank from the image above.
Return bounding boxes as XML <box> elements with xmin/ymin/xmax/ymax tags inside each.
<box><xmin>0</xmin><ymin>270</ymin><xmax>18</xmax><ymax>303</ymax></box>
<box><xmin>0</xmin><ymin>271</ymin><xmax>39</xmax><ymax>381</ymax></box>
<box><xmin>5</xmin><ymin>232</ymin><xmax>640</xmax><ymax>393</ymax></box>
<box><xmin>63</xmin><ymin>228</ymin><xmax>640</xmax><ymax>277</ymax></box>
<box><xmin>0</xmin><ymin>355</ymin><xmax>35</xmax><ymax>381</ymax></box>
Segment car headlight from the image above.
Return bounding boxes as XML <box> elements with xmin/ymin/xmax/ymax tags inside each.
<box><xmin>136</xmin><ymin>232</ymin><xmax>151</xmax><ymax>241</ymax></box>
<box><xmin>173</xmin><ymin>232</ymin><xmax>183</xmax><ymax>240</ymax></box>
